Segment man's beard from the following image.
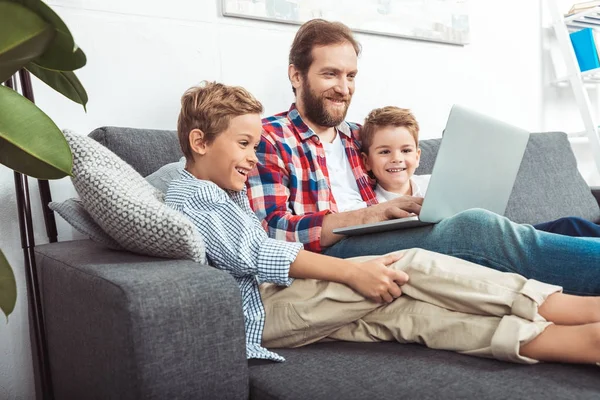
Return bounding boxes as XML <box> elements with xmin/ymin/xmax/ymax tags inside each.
<box><xmin>301</xmin><ymin>80</ymin><xmax>351</xmax><ymax>127</ymax></box>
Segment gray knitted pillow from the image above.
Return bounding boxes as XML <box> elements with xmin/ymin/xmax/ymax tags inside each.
<box><xmin>62</xmin><ymin>130</ymin><xmax>206</xmax><ymax>263</ymax></box>
<box><xmin>49</xmin><ymin>198</ymin><xmax>124</xmax><ymax>250</ymax></box>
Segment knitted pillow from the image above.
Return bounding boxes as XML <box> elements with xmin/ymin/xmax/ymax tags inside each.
<box><xmin>62</xmin><ymin>130</ymin><xmax>206</xmax><ymax>263</ymax></box>
<box><xmin>49</xmin><ymin>198</ymin><xmax>124</xmax><ymax>250</ymax></box>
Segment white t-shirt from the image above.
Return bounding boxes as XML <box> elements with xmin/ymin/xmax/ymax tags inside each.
<box><xmin>322</xmin><ymin>132</ymin><xmax>368</xmax><ymax>212</ymax></box>
<box><xmin>374</xmin><ymin>175</ymin><xmax>431</xmax><ymax>203</ymax></box>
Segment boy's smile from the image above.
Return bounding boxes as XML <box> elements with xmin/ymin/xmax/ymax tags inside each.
<box><xmin>362</xmin><ymin>126</ymin><xmax>421</xmax><ymax>196</ymax></box>
<box><xmin>188</xmin><ymin>113</ymin><xmax>262</xmax><ymax>191</ymax></box>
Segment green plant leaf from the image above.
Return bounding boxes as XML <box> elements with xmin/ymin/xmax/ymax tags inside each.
<box><xmin>0</xmin><ymin>249</ymin><xmax>17</xmax><ymax>320</ymax></box>
<box><xmin>9</xmin><ymin>0</ymin><xmax>75</xmax><ymax>50</ymax></box>
<box><xmin>0</xmin><ymin>85</ymin><xmax>72</xmax><ymax>179</ymax></box>
<box><xmin>26</xmin><ymin>63</ymin><xmax>88</xmax><ymax>110</ymax></box>
<box><xmin>33</xmin><ymin>33</ymin><xmax>86</xmax><ymax>72</ymax></box>
<box><xmin>5</xmin><ymin>0</ymin><xmax>86</xmax><ymax>71</ymax></box>
<box><xmin>0</xmin><ymin>2</ymin><xmax>54</xmax><ymax>82</ymax></box>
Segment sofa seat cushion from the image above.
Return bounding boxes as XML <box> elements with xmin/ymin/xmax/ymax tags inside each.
<box><xmin>249</xmin><ymin>342</ymin><xmax>600</xmax><ymax>400</ymax></box>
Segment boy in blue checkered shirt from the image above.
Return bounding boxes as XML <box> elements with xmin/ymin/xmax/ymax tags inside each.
<box><xmin>166</xmin><ymin>81</ymin><xmax>600</xmax><ymax>366</ymax></box>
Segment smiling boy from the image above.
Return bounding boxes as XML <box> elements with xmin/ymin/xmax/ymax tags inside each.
<box><xmin>360</xmin><ymin>106</ymin><xmax>430</xmax><ymax>202</ymax></box>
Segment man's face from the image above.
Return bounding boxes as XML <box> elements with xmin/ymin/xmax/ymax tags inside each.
<box><xmin>296</xmin><ymin>43</ymin><xmax>358</xmax><ymax>128</ymax></box>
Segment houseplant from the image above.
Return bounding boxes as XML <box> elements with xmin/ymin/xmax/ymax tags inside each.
<box><xmin>0</xmin><ymin>0</ymin><xmax>88</xmax><ymax>319</ymax></box>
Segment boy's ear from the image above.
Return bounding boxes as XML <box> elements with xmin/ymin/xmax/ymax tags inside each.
<box><xmin>415</xmin><ymin>147</ymin><xmax>421</xmax><ymax>168</ymax></box>
<box><xmin>361</xmin><ymin>151</ymin><xmax>371</xmax><ymax>171</ymax></box>
<box><xmin>189</xmin><ymin>129</ymin><xmax>208</xmax><ymax>155</ymax></box>
<box><xmin>289</xmin><ymin>64</ymin><xmax>302</xmax><ymax>92</ymax></box>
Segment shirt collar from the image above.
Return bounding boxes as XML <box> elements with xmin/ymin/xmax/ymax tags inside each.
<box><xmin>180</xmin><ymin>168</ymin><xmax>247</xmax><ymax>196</ymax></box>
<box><xmin>288</xmin><ymin>103</ymin><xmax>352</xmax><ymax>142</ymax></box>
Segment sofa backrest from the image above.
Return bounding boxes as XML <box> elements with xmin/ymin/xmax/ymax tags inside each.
<box><xmin>90</xmin><ymin>127</ymin><xmax>600</xmax><ymax>225</ymax></box>
<box><xmin>90</xmin><ymin>126</ymin><xmax>182</xmax><ymax>178</ymax></box>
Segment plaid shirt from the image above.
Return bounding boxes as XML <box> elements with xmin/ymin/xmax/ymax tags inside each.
<box><xmin>166</xmin><ymin>170</ymin><xmax>303</xmax><ymax>362</ymax></box>
<box><xmin>247</xmin><ymin>104</ymin><xmax>378</xmax><ymax>253</ymax></box>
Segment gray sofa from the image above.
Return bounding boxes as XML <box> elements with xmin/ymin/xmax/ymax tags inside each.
<box><xmin>35</xmin><ymin>127</ymin><xmax>600</xmax><ymax>400</ymax></box>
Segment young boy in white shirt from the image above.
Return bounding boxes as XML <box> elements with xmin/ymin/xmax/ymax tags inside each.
<box><xmin>360</xmin><ymin>106</ymin><xmax>600</xmax><ymax>237</ymax></box>
<box><xmin>166</xmin><ymin>81</ymin><xmax>600</xmax><ymax>366</ymax></box>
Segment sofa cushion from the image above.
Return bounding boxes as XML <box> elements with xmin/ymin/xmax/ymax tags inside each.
<box><xmin>49</xmin><ymin>198</ymin><xmax>124</xmax><ymax>250</ymax></box>
<box><xmin>249</xmin><ymin>341</ymin><xmax>600</xmax><ymax>400</ymax></box>
<box><xmin>62</xmin><ymin>130</ymin><xmax>206</xmax><ymax>263</ymax></box>
<box><xmin>146</xmin><ymin>157</ymin><xmax>185</xmax><ymax>194</ymax></box>
<box><xmin>416</xmin><ymin>132</ymin><xmax>600</xmax><ymax>224</ymax></box>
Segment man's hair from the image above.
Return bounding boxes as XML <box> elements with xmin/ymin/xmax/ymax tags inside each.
<box><xmin>177</xmin><ymin>81</ymin><xmax>263</xmax><ymax>161</ymax></box>
<box><xmin>360</xmin><ymin>106</ymin><xmax>420</xmax><ymax>154</ymax></box>
<box><xmin>289</xmin><ymin>19</ymin><xmax>361</xmax><ymax>94</ymax></box>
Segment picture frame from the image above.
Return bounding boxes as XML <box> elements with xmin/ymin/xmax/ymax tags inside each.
<box><xmin>221</xmin><ymin>0</ymin><xmax>470</xmax><ymax>46</ymax></box>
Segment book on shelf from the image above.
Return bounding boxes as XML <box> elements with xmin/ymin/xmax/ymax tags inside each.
<box><xmin>567</xmin><ymin>1</ymin><xmax>600</xmax><ymax>15</ymax></box>
<box><xmin>570</xmin><ymin>28</ymin><xmax>600</xmax><ymax>71</ymax></box>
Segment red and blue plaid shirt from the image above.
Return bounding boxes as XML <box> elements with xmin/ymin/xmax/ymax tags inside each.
<box><xmin>246</xmin><ymin>104</ymin><xmax>378</xmax><ymax>253</ymax></box>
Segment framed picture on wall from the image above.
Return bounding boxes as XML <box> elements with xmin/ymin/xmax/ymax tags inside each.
<box><xmin>221</xmin><ymin>0</ymin><xmax>470</xmax><ymax>46</ymax></box>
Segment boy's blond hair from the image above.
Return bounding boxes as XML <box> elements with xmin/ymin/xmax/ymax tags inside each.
<box><xmin>177</xmin><ymin>81</ymin><xmax>263</xmax><ymax>162</ymax></box>
<box><xmin>360</xmin><ymin>106</ymin><xmax>420</xmax><ymax>154</ymax></box>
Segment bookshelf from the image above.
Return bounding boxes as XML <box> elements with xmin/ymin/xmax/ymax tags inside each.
<box><xmin>546</xmin><ymin>0</ymin><xmax>600</xmax><ymax>174</ymax></box>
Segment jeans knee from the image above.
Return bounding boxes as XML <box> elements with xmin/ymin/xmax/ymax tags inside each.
<box><xmin>451</xmin><ymin>208</ymin><xmax>503</xmax><ymax>230</ymax></box>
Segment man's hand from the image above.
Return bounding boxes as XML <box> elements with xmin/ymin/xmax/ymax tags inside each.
<box><xmin>320</xmin><ymin>196</ymin><xmax>423</xmax><ymax>247</ymax></box>
<box><xmin>346</xmin><ymin>252</ymin><xmax>409</xmax><ymax>303</ymax></box>
<box><xmin>366</xmin><ymin>196</ymin><xmax>423</xmax><ymax>224</ymax></box>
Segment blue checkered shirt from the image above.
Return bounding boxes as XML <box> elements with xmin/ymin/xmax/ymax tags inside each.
<box><xmin>166</xmin><ymin>170</ymin><xmax>303</xmax><ymax>361</ymax></box>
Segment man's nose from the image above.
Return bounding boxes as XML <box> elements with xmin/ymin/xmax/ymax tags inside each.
<box><xmin>335</xmin><ymin>79</ymin><xmax>350</xmax><ymax>96</ymax></box>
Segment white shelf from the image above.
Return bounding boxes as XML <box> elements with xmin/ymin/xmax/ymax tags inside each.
<box><xmin>552</xmin><ymin>66</ymin><xmax>600</xmax><ymax>85</ymax></box>
<box><xmin>546</xmin><ymin>0</ymin><xmax>600</xmax><ymax>175</ymax></box>
<box><xmin>565</xmin><ymin>8</ymin><xmax>600</xmax><ymax>30</ymax></box>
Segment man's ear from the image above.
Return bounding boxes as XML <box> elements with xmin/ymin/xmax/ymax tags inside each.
<box><xmin>189</xmin><ymin>129</ymin><xmax>208</xmax><ymax>156</ymax></box>
<box><xmin>289</xmin><ymin>64</ymin><xmax>302</xmax><ymax>93</ymax></box>
<box><xmin>361</xmin><ymin>151</ymin><xmax>371</xmax><ymax>171</ymax></box>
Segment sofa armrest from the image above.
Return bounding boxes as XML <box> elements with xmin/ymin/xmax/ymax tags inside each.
<box><xmin>35</xmin><ymin>240</ymin><xmax>248</xmax><ymax>400</ymax></box>
<box><xmin>592</xmin><ymin>186</ymin><xmax>600</xmax><ymax>207</ymax></box>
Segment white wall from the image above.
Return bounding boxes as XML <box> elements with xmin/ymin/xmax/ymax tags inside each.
<box><xmin>0</xmin><ymin>1</ymin><xmax>545</xmax><ymax>398</ymax></box>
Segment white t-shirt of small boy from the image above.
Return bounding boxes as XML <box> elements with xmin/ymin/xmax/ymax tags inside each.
<box><xmin>374</xmin><ymin>174</ymin><xmax>432</xmax><ymax>203</ymax></box>
<box><xmin>322</xmin><ymin>131</ymin><xmax>368</xmax><ymax>212</ymax></box>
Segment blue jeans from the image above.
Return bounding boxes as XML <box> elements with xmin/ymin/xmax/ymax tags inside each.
<box><xmin>534</xmin><ymin>217</ymin><xmax>600</xmax><ymax>237</ymax></box>
<box><xmin>323</xmin><ymin>209</ymin><xmax>600</xmax><ymax>295</ymax></box>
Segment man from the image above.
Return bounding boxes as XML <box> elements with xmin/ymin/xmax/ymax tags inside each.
<box><xmin>246</xmin><ymin>19</ymin><xmax>600</xmax><ymax>295</ymax></box>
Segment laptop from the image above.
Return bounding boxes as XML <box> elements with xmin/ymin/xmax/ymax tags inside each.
<box><xmin>333</xmin><ymin>104</ymin><xmax>530</xmax><ymax>236</ymax></box>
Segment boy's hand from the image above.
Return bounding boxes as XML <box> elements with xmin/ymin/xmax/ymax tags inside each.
<box><xmin>347</xmin><ymin>252</ymin><xmax>409</xmax><ymax>303</ymax></box>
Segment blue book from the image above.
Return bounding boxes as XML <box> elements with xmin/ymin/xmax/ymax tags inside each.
<box><xmin>570</xmin><ymin>28</ymin><xmax>600</xmax><ymax>72</ymax></box>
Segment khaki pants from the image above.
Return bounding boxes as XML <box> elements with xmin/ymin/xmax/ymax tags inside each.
<box><xmin>260</xmin><ymin>248</ymin><xmax>562</xmax><ymax>364</ymax></box>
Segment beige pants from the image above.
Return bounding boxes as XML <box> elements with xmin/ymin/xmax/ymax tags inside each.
<box><xmin>260</xmin><ymin>248</ymin><xmax>562</xmax><ymax>364</ymax></box>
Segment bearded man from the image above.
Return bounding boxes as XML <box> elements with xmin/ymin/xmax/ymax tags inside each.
<box><xmin>246</xmin><ymin>18</ymin><xmax>600</xmax><ymax>295</ymax></box>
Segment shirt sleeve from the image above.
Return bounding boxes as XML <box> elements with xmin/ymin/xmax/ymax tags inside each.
<box><xmin>182</xmin><ymin>182</ymin><xmax>302</xmax><ymax>286</ymax></box>
<box><xmin>247</xmin><ymin>134</ymin><xmax>331</xmax><ymax>253</ymax></box>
